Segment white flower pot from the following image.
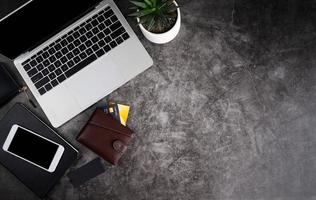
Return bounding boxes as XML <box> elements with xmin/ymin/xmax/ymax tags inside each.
<box><xmin>137</xmin><ymin>1</ymin><xmax>181</xmax><ymax>44</ymax></box>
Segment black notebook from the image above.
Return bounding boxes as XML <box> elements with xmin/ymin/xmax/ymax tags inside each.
<box><xmin>0</xmin><ymin>103</ymin><xmax>78</xmax><ymax>198</ymax></box>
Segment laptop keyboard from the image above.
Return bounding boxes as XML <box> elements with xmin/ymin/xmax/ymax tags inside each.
<box><xmin>21</xmin><ymin>6</ymin><xmax>130</xmax><ymax>96</ymax></box>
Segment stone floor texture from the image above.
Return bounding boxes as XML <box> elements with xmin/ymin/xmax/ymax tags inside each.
<box><xmin>1</xmin><ymin>0</ymin><xmax>316</xmax><ymax>199</ymax></box>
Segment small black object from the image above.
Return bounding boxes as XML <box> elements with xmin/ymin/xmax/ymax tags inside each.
<box><xmin>0</xmin><ymin>63</ymin><xmax>20</xmax><ymax>107</ymax></box>
<box><xmin>67</xmin><ymin>158</ymin><xmax>105</xmax><ymax>188</ymax></box>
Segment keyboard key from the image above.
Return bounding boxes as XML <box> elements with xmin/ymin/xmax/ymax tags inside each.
<box><xmin>66</xmin><ymin>52</ymin><xmax>74</xmax><ymax>59</ymax></box>
<box><xmin>42</xmin><ymin>52</ymin><xmax>49</xmax><ymax>59</ymax></box>
<box><xmin>35</xmin><ymin>77</ymin><xmax>49</xmax><ymax>89</ymax></box>
<box><xmin>111</xmin><ymin>27</ymin><xmax>125</xmax><ymax>39</ymax></box>
<box><xmin>74</xmin><ymin>56</ymin><xmax>81</xmax><ymax>63</ymax></box>
<box><xmin>86</xmin><ymin>31</ymin><xmax>93</xmax><ymax>38</ymax></box>
<box><xmin>110</xmin><ymin>41</ymin><xmax>117</xmax><ymax>48</ymax></box>
<box><xmin>49</xmin><ymin>55</ymin><xmax>56</xmax><ymax>63</ymax></box>
<box><xmin>97</xmin><ymin>15</ymin><xmax>105</xmax><ymax>23</ymax></box>
<box><xmin>98</xmin><ymin>23</ymin><xmax>105</xmax><ymax>30</ymax></box>
<box><xmin>74</xmin><ymin>39</ymin><xmax>81</xmax><ymax>46</ymax></box>
<box><xmin>66</xmin><ymin>35</ymin><xmax>74</xmax><ymax>43</ymax></box>
<box><xmin>116</xmin><ymin>36</ymin><xmax>123</xmax><ymax>44</ymax></box>
<box><xmin>55</xmin><ymin>68</ymin><xmax>62</xmax><ymax>76</ymax></box>
<box><xmin>49</xmin><ymin>72</ymin><xmax>56</xmax><ymax>79</ymax></box>
<box><xmin>79</xmin><ymin>27</ymin><xmax>86</xmax><ymax>34</ymax></box>
<box><xmin>22</xmin><ymin>59</ymin><xmax>30</xmax><ymax>66</ymax></box>
<box><xmin>67</xmin><ymin>60</ymin><xmax>75</xmax><ymax>68</ymax></box>
<box><xmin>43</xmin><ymin>60</ymin><xmax>50</xmax><ymax>67</ymax></box>
<box><xmin>79</xmin><ymin>44</ymin><xmax>86</xmax><ymax>51</ymax></box>
<box><xmin>51</xmin><ymin>79</ymin><xmax>59</xmax><ymax>87</ymax></box>
<box><xmin>104</xmin><ymin>28</ymin><xmax>111</xmax><ymax>35</ymax></box>
<box><xmin>98</xmin><ymin>40</ymin><xmax>106</xmax><ymax>47</ymax></box>
<box><xmin>42</xmin><ymin>68</ymin><xmax>49</xmax><ymax>75</ymax></box>
<box><xmin>48</xmin><ymin>65</ymin><xmax>55</xmax><ymax>72</ymax></box>
<box><xmin>36</xmin><ymin>63</ymin><xmax>44</xmax><ymax>71</ymax></box>
<box><xmin>103</xmin><ymin>45</ymin><xmax>111</xmax><ymax>52</ymax></box>
<box><xmin>92</xmin><ymin>27</ymin><xmax>99</xmax><ymax>34</ymax></box>
<box><xmin>36</xmin><ymin>56</ymin><xmax>43</xmax><ymax>63</ymax></box>
<box><xmin>31</xmin><ymin>72</ymin><xmax>43</xmax><ymax>83</ymax></box>
<box><xmin>48</xmin><ymin>48</ymin><xmax>56</xmax><ymax>54</ymax></box>
<box><xmin>61</xmin><ymin>47</ymin><xmax>68</xmax><ymax>54</ymax></box>
<box><xmin>79</xmin><ymin>35</ymin><xmax>87</xmax><ymax>42</ymax></box>
<box><xmin>110</xmin><ymin>15</ymin><xmax>118</xmax><ymax>23</ymax></box>
<box><xmin>67</xmin><ymin>43</ymin><xmax>75</xmax><ymax>50</ymax></box>
<box><xmin>45</xmin><ymin>83</ymin><xmax>53</xmax><ymax>91</ymax></box>
<box><xmin>65</xmin><ymin>54</ymin><xmax>97</xmax><ymax>78</ymax></box>
<box><xmin>104</xmin><ymin>19</ymin><xmax>111</xmax><ymax>26</ymax></box>
<box><xmin>57</xmin><ymin>74</ymin><xmax>66</xmax><ymax>83</ymax></box>
<box><xmin>61</xmin><ymin>56</ymin><xmax>68</xmax><ymax>64</ymax></box>
<box><xmin>91</xmin><ymin>36</ymin><xmax>98</xmax><ymax>43</ymax></box>
<box><xmin>104</xmin><ymin>9</ymin><xmax>114</xmax><ymax>18</ymax></box>
<box><xmin>86</xmin><ymin>48</ymin><xmax>93</xmax><ymax>55</ymax></box>
<box><xmin>73</xmin><ymin>48</ymin><xmax>80</xmax><ymax>55</ymax></box>
<box><xmin>61</xmin><ymin>40</ymin><xmax>68</xmax><ymax>47</ymax></box>
<box><xmin>73</xmin><ymin>31</ymin><xmax>80</xmax><ymax>38</ymax></box>
<box><xmin>54</xmin><ymin>60</ymin><xmax>62</xmax><ymax>68</ymax></box>
<box><xmin>30</xmin><ymin>60</ymin><xmax>37</xmax><ymax>67</ymax></box>
<box><xmin>55</xmin><ymin>43</ymin><xmax>62</xmax><ymax>51</ymax></box>
<box><xmin>24</xmin><ymin>64</ymin><xmax>31</xmax><ymax>71</ymax></box>
<box><xmin>92</xmin><ymin>44</ymin><xmax>99</xmax><ymax>51</ymax></box>
<box><xmin>122</xmin><ymin>32</ymin><xmax>130</xmax><ymax>40</ymax></box>
<box><xmin>28</xmin><ymin>68</ymin><xmax>38</xmax><ymax>77</ymax></box>
<box><xmin>85</xmin><ymin>40</ymin><xmax>93</xmax><ymax>47</ymax></box>
<box><xmin>55</xmin><ymin>51</ymin><xmax>62</xmax><ymax>58</ymax></box>
<box><xmin>110</xmin><ymin>21</ymin><xmax>121</xmax><ymax>31</ymax></box>
<box><xmin>104</xmin><ymin>36</ymin><xmax>111</xmax><ymax>43</ymax></box>
<box><xmin>61</xmin><ymin>65</ymin><xmax>68</xmax><ymax>71</ymax></box>
<box><xmin>85</xmin><ymin>23</ymin><xmax>93</xmax><ymax>30</ymax></box>
<box><xmin>97</xmin><ymin>32</ymin><xmax>105</xmax><ymax>39</ymax></box>
<box><xmin>39</xmin><ymin>87</ymin><xmax>46</xmax><ymax>95</ymax></box>
<box><xmin>96</xmin><ymin>49</ymin><xmax>105</xmax><ymax>57</ymax></box>
<box><xmin>79</xmin><ymin>52</ymin><xmax>87</xmax><ymax>59</ymax></box>
<box><xmin>91</xmin><ymin>19</ymin><xmax>98</xmax><ymax>26</ymax></box>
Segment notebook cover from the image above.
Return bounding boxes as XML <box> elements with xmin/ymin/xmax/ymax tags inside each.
<box><xmin>0</xmin><ymin>103</ymin><xmax>78</xmax><ymax>198</ymax></box>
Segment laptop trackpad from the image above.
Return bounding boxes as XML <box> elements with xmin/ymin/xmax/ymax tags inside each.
<box><xmin>67</xmin><ymin>58</ymin><xmax>125</xmax><ymax>107</ymax></box>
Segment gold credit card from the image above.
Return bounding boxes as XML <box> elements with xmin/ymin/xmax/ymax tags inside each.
<box><xmin>103</xmin><ymin>102</ymin><xmax>130</xmax><ymax>126</ymax></box>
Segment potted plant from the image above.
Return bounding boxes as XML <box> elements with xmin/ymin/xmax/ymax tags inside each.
<box><xmin>129</xmin><ymin>0</ymin><xmax>181</xmax><ymax>44</ymax></box>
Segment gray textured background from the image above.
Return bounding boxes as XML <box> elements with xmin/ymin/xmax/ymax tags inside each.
<box><xmin>1</xmin><ymin>0</ymin><xmax>316</xmax><ymax>199</ymax></box>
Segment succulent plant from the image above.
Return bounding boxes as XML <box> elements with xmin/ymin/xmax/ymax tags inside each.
<box><xmin>129</xmin><ymin>0</ymin><xmax>179</xmax><ymax>33</ymax></box>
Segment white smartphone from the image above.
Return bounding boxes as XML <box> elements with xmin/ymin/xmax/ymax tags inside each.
<box><xmin>2</xmin><ymin>124</ymin><xmax>64</xmax><ymax>173</ymax></box>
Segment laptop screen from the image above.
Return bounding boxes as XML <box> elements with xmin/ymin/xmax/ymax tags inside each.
<box><xmin>0</xmin><ymin>0</ymin><xmax>102</xmax><ymax>59</ymax></box>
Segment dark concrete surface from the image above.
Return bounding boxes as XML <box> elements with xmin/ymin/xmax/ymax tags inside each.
<box><xmin>1</xmin><ymin>0</ymin><xmax>316</xmax><ymax>199</ymax></box>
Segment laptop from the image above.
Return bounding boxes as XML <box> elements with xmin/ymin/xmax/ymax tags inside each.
<box><xmin>0</xmin><ymin>0</ymin><xmax>153</xmax><ymax>127</ymax></box>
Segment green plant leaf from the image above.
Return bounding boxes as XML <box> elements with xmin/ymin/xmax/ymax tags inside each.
<box><xmin>144</xmin><ymin>0</ymin><xmax>153</xmax><ymax>7</ymax></box>
<box><xmin>130</xmin><ymin>1</ymin><xmax>148</xmax><ymax>8</ymax></box>
<box><xmin>152</xmin><ymin>0</ymin><xmax>157</xmax><ymax>7</ymax></box>
<box><xmin>147</xmin><ymin>15</ymin><xmax>156</xmax><ymax>31</ymax></box>
<box><xmin>133</xmin><ymin>8</ymin><xmax>156</xmax><ymax>18</ymax></box>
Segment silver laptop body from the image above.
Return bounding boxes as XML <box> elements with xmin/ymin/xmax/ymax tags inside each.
<box><xmin>12</xmin><ymin>0</ymin><xmax>153</xmax><ymax>127</ymax></box>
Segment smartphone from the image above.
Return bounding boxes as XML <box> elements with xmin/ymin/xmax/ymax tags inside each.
<box><xmin>2</xmin><ymin>124</ymin><xmax>64</xmax><ymax>173</ymax></box>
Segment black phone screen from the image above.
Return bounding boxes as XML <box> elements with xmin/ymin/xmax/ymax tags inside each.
<box><xmin>8</xmin><ymin>127</ymin><xmax>59</xmax><ymax>169</ymax></box>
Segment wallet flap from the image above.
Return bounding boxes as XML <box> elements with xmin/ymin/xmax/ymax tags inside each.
<box><xmin>89</xmin><ymin>108</ymin><xmax>134</xmax><ymax>136</ymax></box>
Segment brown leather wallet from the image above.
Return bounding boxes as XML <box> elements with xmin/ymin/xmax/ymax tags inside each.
<box><xmin>77</xmin><ymin>108</ymin><xmax>135</xmax><ymax>165</ymax></box>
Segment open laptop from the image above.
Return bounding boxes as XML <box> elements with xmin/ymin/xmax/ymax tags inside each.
<box><xmin>0</xmin><ymin>0</ymin><xmax>153</xmax><ymax>127</ymax></box>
